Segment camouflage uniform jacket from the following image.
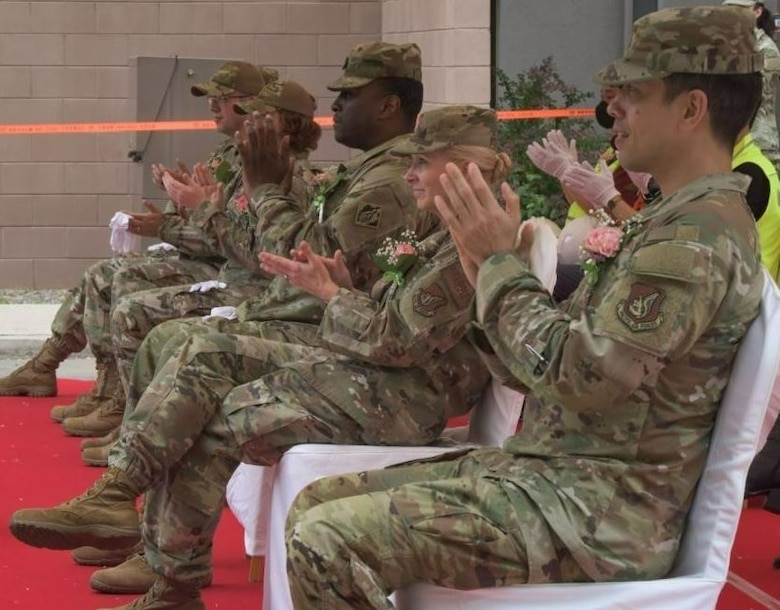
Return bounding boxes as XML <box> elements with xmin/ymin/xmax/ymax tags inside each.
<box><xmin>264</xmin><ymin>228</ymin><xmax>490</xmax><ymax>437</ymax></box>
<box><xmin>753</xmin><ymin>28</ymin><xmax>780</xmax><ymax>162</ymax></box>
<box><xmin>236</xmin><ymin>134</ymin><xmax>440</xmax><ymax>323</ymax></box>
<box><xmin>156</xmin><ymin>139</ymin><xmax>242</xmax><ymax>262</ymax></box>
<box><xmin>471</xmin><ymin>173</ymin><xmax>763</xmax><ymax>581</ymax></box>
<box><xmin>187</xmin><ymin>155</ymin><xmax>311</xmax><ymax>273</ymax></box>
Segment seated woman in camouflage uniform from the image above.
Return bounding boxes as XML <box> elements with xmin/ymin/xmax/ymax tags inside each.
<box><xmin>8</xmin><ymin>105</ymin><xmax>510</xmax><ymax>610</ymax></box>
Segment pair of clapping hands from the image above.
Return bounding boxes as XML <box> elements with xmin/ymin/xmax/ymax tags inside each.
<box><xmin>121</xmin><ymin>159</ymin><xmax>226</xmax><ymax>237</ymax></box>
<box><xmin>125</xmin><ymin>112</ymin><xmax>293</xmax><ymax>237</ymax></box>
<box><xmin>527</xmin><ymin>129</ymin><xmax>651</xmax><ymax>211</ymax></box>
<box><xmin>260</xmin><ymin>163</ymin><xmax>538</xmax><ymax>299</ymax></box>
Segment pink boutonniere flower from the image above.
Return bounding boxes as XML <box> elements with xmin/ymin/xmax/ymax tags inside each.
<box><xmin>309</xmin><ymin>164</ymin><xmax>347</xmax><ymax>223</ymax></box>
<box><xmin>579</xmin><ymin>209</ymin><xmax>644</xmax><ymax>285</ymax></box>
<box><xmin>233</xmin><ymin>193</ymin><xmax>249</xmax><ymax>213</ymax></box>
<box><xmin>374</xmin><ymin>230</ymin><xmax>421</xmax><ymax>295</ymax></box>
<box><xmin>581</xmin><ymin>226</ymin><xmax>623</xmax><ymax>259</ymax></box>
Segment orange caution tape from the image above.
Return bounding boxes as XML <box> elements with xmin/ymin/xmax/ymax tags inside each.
<box><xmin>0</xmin><ymin>108</ymin><xmax>591</xmax><ymax>135</ymax></box>
<box><xmin>497</xmin><ymin>108</ymin><xmax>595</xmax><ymax>120</ymax></box>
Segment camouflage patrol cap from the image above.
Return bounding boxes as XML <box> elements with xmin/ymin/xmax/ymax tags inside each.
<box><xmin>327</xmin><ymin>42</ymin><xmax>422</xmax><ymax>91</ymax></box>
<box><xmin>392</xmin><ymin>105</ymin><xmax>497</xmax><ymax>156</ymax></box>
<box><xmin>191</xmin><ymin>61</ymin><xmax>277</xmax><ymax>97</ymax></box>
<box><xmin>595</xmin><ymin>6</ymin><xmax>762</xmax><ymax>85</ymax></box>
<box><xmin>234</xmin><ymin>80</ymin><xmax>317</xmax><ymax>118</ymax></box>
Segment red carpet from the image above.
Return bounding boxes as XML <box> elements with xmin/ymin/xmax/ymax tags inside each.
<box><xmin>1</xmin><ymin>380</ymin><xmax>780</xmax><ymax>609</ymax></box>
<box><xmin>0</xmin><ymin>380</ymin><xmax>262</xmax><ymax>609</ymax></box>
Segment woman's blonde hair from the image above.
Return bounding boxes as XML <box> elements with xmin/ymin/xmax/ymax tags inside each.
<box><xmin>446</xmin><ymin>145</ymin><xmax>513</xmax><ymax>185</ymax></box>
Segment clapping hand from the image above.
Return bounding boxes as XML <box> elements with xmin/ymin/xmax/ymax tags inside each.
<box><xmin>434</xmin><ymin>162</ymin><xmax>521</xmax><ymax>287</ymax></box>
<box><xmin>526</xmin><ymin>129</ymin><xmax>578</xmax><ymax>179</ymax></box>
<box><xmin>162</xmin><ymin>172</ymin><xmax>209</xmax><ymax>210</ymax></box>
<box><xmin>560</xmin><ymin>159</ymin><xmax>619</xmax><ymax>210</ymax></box>
<box><xmin>258</xmin><ymin>241</ymin><xmax>353</xmax><ymax>302</ymax></box>
<box><xmin>236</xmin><ymin>112</ymin><xmax>294</xmax><ymax>195</ymax></box>
<box><xmin>126</xmin><ymin>201</ymin><xmax>163</xmax><ymax>237</ymax></box>
<box><xmin>152</xmin><ymin>160</ymin><xmax>189</xmax><ymax>191</ymax></box>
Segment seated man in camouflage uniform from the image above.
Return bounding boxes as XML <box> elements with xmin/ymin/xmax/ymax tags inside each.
<box><xmin>283</xmin><ymin>7</ymin><xmax>767</xmax><ymax>608</ymax></box>
<box><xmin>0</xmin><ymin>61</ymin><xmax>273</xmax><ymax>428</ymax></box>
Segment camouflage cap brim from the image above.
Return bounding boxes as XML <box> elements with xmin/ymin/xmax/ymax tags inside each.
<box><xmin>326</xmin><ymin>75</ymin><xmax>375</xmax><ymax>92</ymax></box>
<box><xmin>594</xmin><ymin>59</ymin><xmax>670</xmax><ymax>85</ymax></box>
<box><xmin>191</xmin><ymin>82</ymin><xmax>236</xmax><ymax>97</ymax></box>
<box><xmin>233</xmin><ymin>98</ymin><xmax>273</xmax><ymax>116</ymax></box>
<box><xmin>391</xmin><ymin>137</ymin><xmax>452</xmax><ymax>157</ymax></box>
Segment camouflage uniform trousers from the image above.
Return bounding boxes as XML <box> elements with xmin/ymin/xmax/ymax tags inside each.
<box><xmin>110</xmin><ymin>325</ymin><xmax>455</xmax><ymax>590</ymax></box>
<box><xmin>109</xmin><ymin>282</ymin><xmax>267</xmax><ymax>396</ymax></box>
<box><xmin>82</xmin><ymin>255</ymin><xmax>220</xmax><ymax>363</ymax></box>
<box><xmin>49</xmin><ymin>284</ymin><xmax>88</xmax><ymax>355</ymax></box>
<box><xmin>123</xmin><ymin>317</ymin><xmax>322</xmax><ymax>425</ymax></box>
<box><xmin>109</xmin><ymin>329</ymin><xmax>336</xmax><ymax>588</ymax></box>
<box><xmin>285</xmin><ymin>449</ymin><xmax>586</xmax><ymax>610</ymax></box>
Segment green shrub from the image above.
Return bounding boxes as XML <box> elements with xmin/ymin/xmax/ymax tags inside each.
<box><xmin>496</xmin><ymin>57</ymin><xmax>608</xmax><ymax>226</ymax></box>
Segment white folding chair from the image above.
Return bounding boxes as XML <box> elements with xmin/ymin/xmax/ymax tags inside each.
<box><xmin>394</xmin><ymin>269</ymin><xmax>780</xmax><ymax>610</ymax></box>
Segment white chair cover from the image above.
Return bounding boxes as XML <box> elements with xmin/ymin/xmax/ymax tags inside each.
<box><xmin>395</xmin><ymin>269</ymin><xmax>780</xmax><ymax>610</ymax></box>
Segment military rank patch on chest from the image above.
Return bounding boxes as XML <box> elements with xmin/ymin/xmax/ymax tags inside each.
<box><xmin>413</xmin><ymin>283</ymin><xmax>448</xmax><ymax>317</ymax></box>
<box><xmin>617</xmin><ymin>282</ymin><xmax>666</xmax><ymax>332</ymax></box>
<box><xmin>354</xmin><ymin>204</ymin><xmax>382</xmax><ymax>228</ymax></box>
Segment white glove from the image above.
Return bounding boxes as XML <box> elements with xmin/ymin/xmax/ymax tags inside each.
<box><xmin>108</xmin><ymin>212</ymin><xmax>142</xmax><ymax>254</ymax></box>
<box><xmin>202</xmin><ymin>305</ymin><xmax>238</xmax><ymax>321</ymax></box>
<box><xmin>526</xmin><ymin>137</ymin><xmax>575</xmax><ymax>179</ymax></box>
<box><xmin>615</xmin><ymin>152</ymin><xmax>653</xmax><ymax>194</ymax></box>
<box><xmin>189</xmin><ymin>280</ymin><xmax>227</xmax><ymax>293</ymax></box>
<box><xmin>624</xmin><ymin>168</ymin><xmax>653</xmax><ymax>194</ymax></box>
<box><xmin>147</xmin><ymin>242</ymin><xmax>178</xmax><ymax>253</ymax></box>
<box><xmin>561</xmin><ymin>159</ymin><xmax>620</xmax><ymax>210</ymax></box>
<box><xmin>545</xmin><ymin>130</ymin><xmax>579</xmax><ymax>164</ymax></box>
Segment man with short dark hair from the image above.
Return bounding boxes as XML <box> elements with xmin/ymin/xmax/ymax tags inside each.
<box><xmin>283</xmin><ymin>7</ymin><xmax>766</xmax><ymax>608</ymax></box>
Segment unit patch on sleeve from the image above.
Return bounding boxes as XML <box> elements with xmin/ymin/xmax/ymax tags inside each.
<box><xmin>413</xmin><ymin>283</ymin><xmax>448</xmax><ymax>317</ymax></box>
<box><xmin>617</xmin><ymin>282</ymin><xmax>666</xmax><ymax>332</ymax></box>
<box><xmin>354</xmin><ymin>204</ymin><xmax>382</xmax><ymax>228</ymax></box>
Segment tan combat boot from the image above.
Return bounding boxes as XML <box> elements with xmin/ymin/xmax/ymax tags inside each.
<box><xmin>0</xmin><ymin>336</ymin><xmax>70</xmax><ymax>397</ymax></box>
<box><xmin>90</xmin><ymin>553</ymin><xmax>156</xmax><ymax>594</ymax></box>
<box><xmin>62</xmin><ymin>364</ymin><xmax>126</xmax><ymax>437</ymax></box>
<box><xmin>9</xmin><ymin>467</ymin><xmax>141</xmax><ymax>550</ymax></box>
<box><xmin>96</xmin><ymin>577</ymin><xmax>205</xmax><ymax>610</ymax></box>
<box><xmin>82</xmin><ymin>439</ymin><xmax>116</xmax><ymax>467</ymax></box>
<box><xmin>72</xmin><ymin>541</ymin><xmax>144</xmax><ymax>567</ymax></box>
<box><xmin>91</xmin><ymin>553</ymin><xmax>213</xmax><ymax>594</ymax></box>
<box><xmin>51</xmin><ymin>359</ymin><xmax>115</xmax><ymax>422</ymax></box>
<box><xmin>81</xmin><ymin>426</ymin><xmax>120</xmax><ymax>450</ymax></box>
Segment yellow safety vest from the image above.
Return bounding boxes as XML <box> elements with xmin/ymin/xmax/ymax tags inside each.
<box><xmin>733</xmin><ymin>133</ymin><xmax>780</xmax><ymax>280</ymax></box>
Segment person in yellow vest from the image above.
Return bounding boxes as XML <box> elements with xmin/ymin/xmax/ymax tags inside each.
<box><xmin>732</xmin><ymin>126</ymin><xmax>780</xmax><ymax>280</ymax></box>
<box><xmin>558</xmin><ymin>126</ymin><xmax>780</xmax><ymax>283</ymax></box>
<box><xmin>542</xmin><ymin>122</ymin><xmax>778</xmax><ymax>303</ymax></box>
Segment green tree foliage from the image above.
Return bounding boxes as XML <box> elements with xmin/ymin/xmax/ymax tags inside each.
<box><xmin>496</xmin><ymin>57</ymin><xmax>608</xmax><ymax>226</ymax></box>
